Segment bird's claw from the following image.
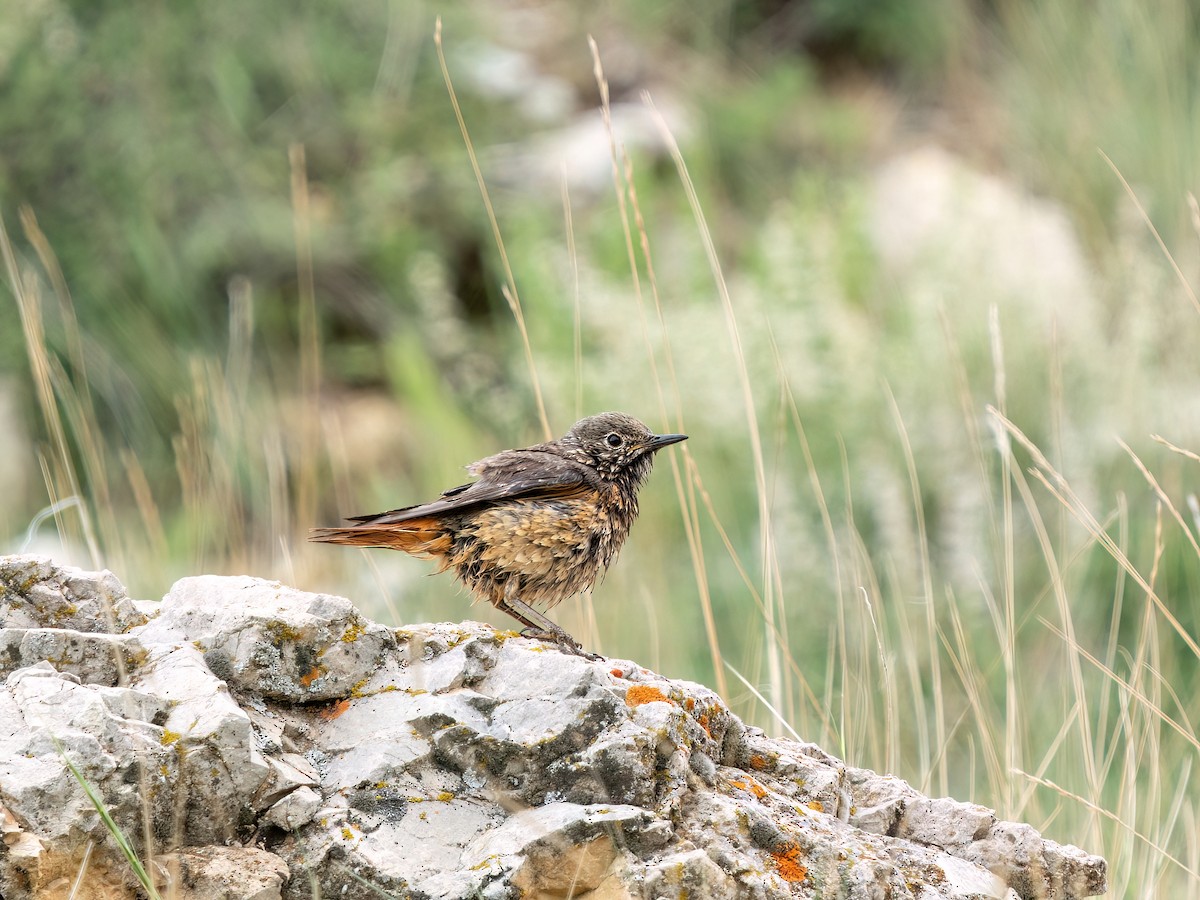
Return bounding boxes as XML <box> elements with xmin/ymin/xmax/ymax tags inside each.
<box><xmin>519</xmin><ymin>626</ymin><xmax>601</xmax><ymax>661</ymax></box>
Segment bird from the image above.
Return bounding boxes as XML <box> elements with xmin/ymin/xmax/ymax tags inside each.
<box><xmin>309</xmin><ymin>412</ymin><xmax>686</xmax><ymax>656</ymax></box>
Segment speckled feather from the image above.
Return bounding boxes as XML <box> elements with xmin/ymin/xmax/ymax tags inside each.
<box><xmin>310</xmin><ymin>413</ymin><xmax>686</xmax><ymax>615</ymax></box>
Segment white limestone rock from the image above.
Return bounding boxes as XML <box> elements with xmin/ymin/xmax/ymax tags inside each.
<box><xmin>0</xmin><ymin>663</ymin><xmax>173</xmax><ymax>898</ymax></box>
<box><xmin>132</xmin><ymin>575</ymin><xmax>395</xmax><ymax>701</ymax></box>
<box><xmin>261</xmin><ymin>786</ymin><xmax>322</xmax><ymax>831</ymax></box>
<box><xmin>0</xmin><ymin>627</ymin><xmax>147</xmax><ymax>683</ymax></box>
<box><xmin>154</xmin><ymin>845</ymin><xmax>290</xmax><ymax>900</ymax></box>
<box><xmin>135</xmin><ymin>642</ymin><xmax>273</xmax><ymax>828</ymax></box>
<box><xmin>0</xmin><ymin>555</ymin><xmax>146</xmax><ymax>633</ymax></box>
<box><xmin>0</xmin><ymin>557</ymin><xmax>1108</xmax><ymax>900</ymax></box>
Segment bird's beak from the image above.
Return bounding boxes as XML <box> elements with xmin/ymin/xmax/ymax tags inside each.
<box><xmin>643</xmin><ymin>432</ymin><xmax>688</xmax><ymax>451</ymax></box>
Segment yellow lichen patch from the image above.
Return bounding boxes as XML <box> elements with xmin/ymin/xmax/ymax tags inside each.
<box><xmin>902</xmin><ymin>863</ymin><xmax>947</xmax><ymax>891</ymax></box>
<box><xmin>436</xmin><ymin>791</ymin><xmax>455</xmax><ymax>801</ymax></box>
<box><xmin>625</xmin><ymin>684</ymin><xmax>671</xmax><ymax>707</ymax></box>
<box><xmin>806</xmin><ymin>800</ymin><xmax>824</xmax><ymax>813</ymax></box>
<box><xmin>319</xmin><ymin>698</ymin><xmax>351</xmax><ymax>721</ymax></box>
<box><xmin>125</xmin><ymin>647</ymin><xmax>150</xmax><ymax>668</ymax></box>
<box><xmin>340</xmin><ymin>621</ymin><xmax>366</xmax><ymax>643</ymax></box>
<box><xmin>299</xmin><ymin>665</ymin><xmax>325</xmax><ymax>688</ymax></box>
<box><xmin>770</xmin><ymin>841</ymin><xmax>808</xmax><ymax>883</ymax></box>
<box><xmin>268</xmin><ymin>622</ymin><xmax>306</xmax><ymax>643</ymax></box>
<box><xmin>161</xmin><ymin>730</ymin><xmax>181</xmax><ymax>745</ymax></box>
<box><xmin>341</xmin><ymin>827</ymin><xmax>355</xmax><ymax>841</ymax></box>
<box><xmin>343</xmin><ymin>680</ymin><xmax>401</xmax><ymax>701</ymax></box>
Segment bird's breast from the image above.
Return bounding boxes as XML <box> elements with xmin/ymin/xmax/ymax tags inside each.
<box><xmin>465</xmin><ymin>486</ymin><xmax>631</xmax><ymax>569</ymax></box>
<box><xmin>446</xmin><ymin>483</ymin><xmax>643</xmax><ymax>608</ymax></box>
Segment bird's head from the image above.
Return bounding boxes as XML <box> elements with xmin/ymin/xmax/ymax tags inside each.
<box><xmin>554</xmin><ymin>412</ymin><xmax>687</xmax><ymax>484</ymax></box>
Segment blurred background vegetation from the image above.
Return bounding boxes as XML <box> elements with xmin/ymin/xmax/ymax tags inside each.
<box><xmin>2</xmin><ymin>0</ymin><xmax>1199</xmax><ymax>894</ymax></box>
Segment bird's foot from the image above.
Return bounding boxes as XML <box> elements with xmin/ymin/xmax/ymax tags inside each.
<box><xmin>519</xmin><ymin>626</ymin><xmax>601</xmax><ymax>661</ymax></box>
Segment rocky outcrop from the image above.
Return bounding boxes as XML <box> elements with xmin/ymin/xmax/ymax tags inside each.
<box><xmin>0</xmin><ymin>555</ymin><xmax>1107</xmax><ymax>899</ymax></box>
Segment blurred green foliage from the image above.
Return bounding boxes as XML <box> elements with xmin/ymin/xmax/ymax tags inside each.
<box><xmin>1</xmin><ymin>4</ymin><xmax>514</xmax><ymax>426</ymax></box>
<box><xmin>998</xmin><ymin>0</ymin><xmax>1200</xmax><ymax>249</ymax></box>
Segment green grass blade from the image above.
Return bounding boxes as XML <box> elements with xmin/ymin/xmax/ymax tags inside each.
<box><xmin>53</xmin><ymin>737</ymin><xmax>163</xmax><ymax>900</ymax></box>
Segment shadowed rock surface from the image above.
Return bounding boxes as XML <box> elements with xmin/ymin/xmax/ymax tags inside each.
<box><xmin>0</xmin><ymin>555</ymin><xmax>1107</xmax><ymax>899</ymax></box>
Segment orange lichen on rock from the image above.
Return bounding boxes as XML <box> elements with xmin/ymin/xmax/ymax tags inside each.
<box><xmin>771</xmin><ymin>841</ymin><xmax>808</xmax><ymax>883</ymax></box>
<box><xmin>299</xmin><ymin>665</ymin><xmax>325</xmax><ymax>688</ymax></box>
<box><xmin>684</xmin><ymin>697</ymin><xmax>695</xmax><ymax>711</ymax></box>
<box><xmin>697</xmin><ymin>712</ymin><xmax>712</xmax><ymax>737</ymax></box>
<box><xmin>610</xmin><ymin>668</ymin><xmax>626</xmax><ymax>679</ymax></box>
<box><xmin>729</xmin><ymin>777</ymin><xmax>768</xmax><ymax>800</ymax></box>
<box><xmin>319</xmin><ymin>698</ymin><xmax>351</xmax><ymax>721</ymax></box>
<box><xmin>749</xmin><ymin>754</ymin><xmax>768</xmax><ymax>770</ymax></box>
<box><xmin>625</xmin><ymin>684</ymin><xmax>671</xmax><ymax>707</ymax></box>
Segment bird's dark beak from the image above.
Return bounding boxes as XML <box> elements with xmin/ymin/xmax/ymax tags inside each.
<box><xmin>643</xmin><ymin>432</ymin><xmax>687</xmax><ymax>452</ymax></box>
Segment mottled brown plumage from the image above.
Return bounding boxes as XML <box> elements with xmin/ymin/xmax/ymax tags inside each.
<box><xmin>309</xmin><ymin>412</ymin><xmax>686</xmax><ymax>655</ymax></box>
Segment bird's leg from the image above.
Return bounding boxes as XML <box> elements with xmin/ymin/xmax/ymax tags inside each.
<box><xmin>498</xmin><ymin>578</ymin><xmax>600</xmax><ymax>660</ymax></box>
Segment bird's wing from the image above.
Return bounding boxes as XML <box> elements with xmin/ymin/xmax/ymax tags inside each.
<box><xmin>344</xmin><ymin>451</ymin><xmax>592</xmax><ymax>526</ymax></box>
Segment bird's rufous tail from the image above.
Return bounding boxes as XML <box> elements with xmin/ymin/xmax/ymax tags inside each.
<box><xmin>308</xmin><ymin>521</ymin><xmax>451</xmax><ymax>559</ymax></box>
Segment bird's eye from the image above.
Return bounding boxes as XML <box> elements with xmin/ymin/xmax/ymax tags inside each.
<box><xmin>605</xmin><ymin>432</ymin><xmax>623</xmax><ymax>448</ymax></box>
